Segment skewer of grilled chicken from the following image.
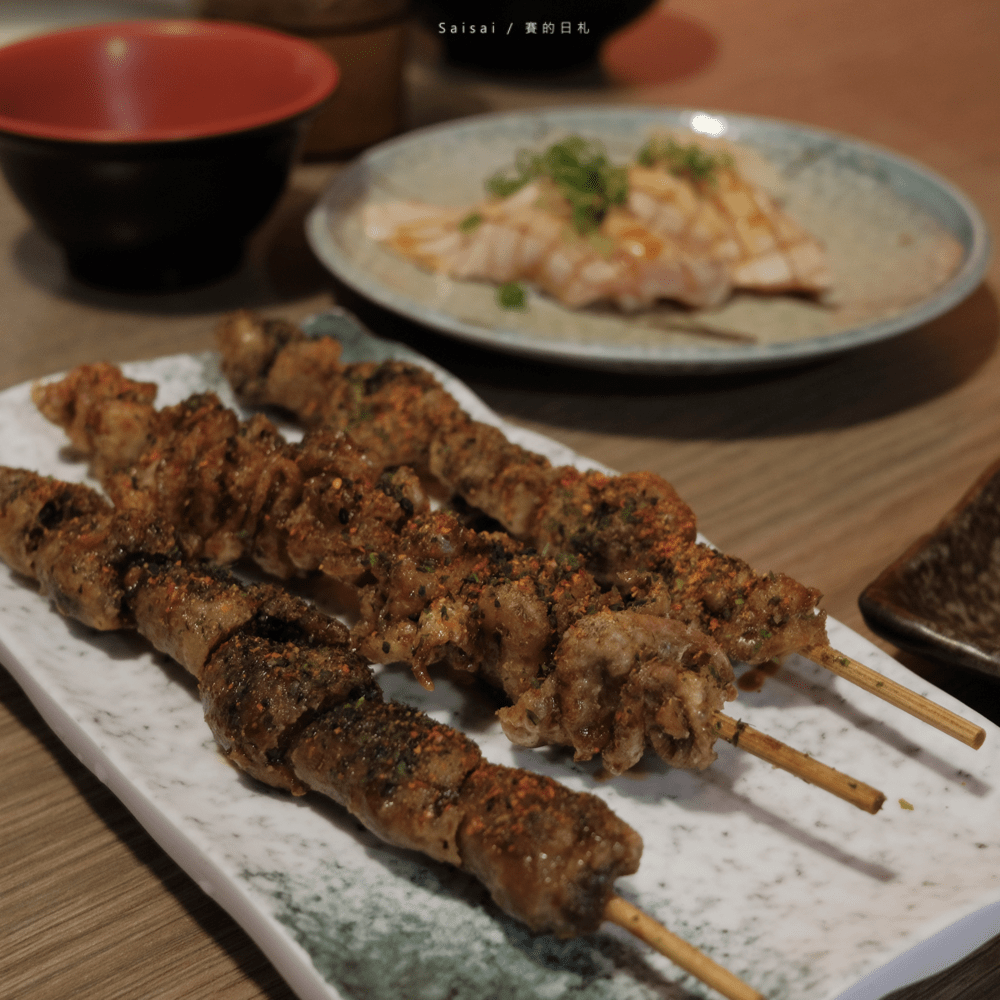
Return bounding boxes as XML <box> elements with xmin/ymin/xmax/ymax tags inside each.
<box><xmin>0</xmin><ymin>466</ymin><xmax>638</xmax><ymax>934</ymax></box>
<box><xmin>208</xmin><ymin>312</ymin><xmax>985</xmax><ymax>751</ymax></box>
<box><xmin>215</xmin><ymin>310</ymin><xmax>700</xmax><ymax>557</ymax></box>
<box><xmin>0</xmin><ymin>466</ymin><xmax>764</xmax><ymax>1000</ymax></box>
<box><xmin>27</xmin><ymin>373</ymin><xmax>887</xmax><ymax>812</ymax></box>
<box><xmin>36</xmin><ymin>359</ymin><xmax>824</xmax><ymax>669</ymax></box>
<box><xmin>28</xmin><ymin>370</ymin><xmax>739</xmax><ymax>775</ymax></box>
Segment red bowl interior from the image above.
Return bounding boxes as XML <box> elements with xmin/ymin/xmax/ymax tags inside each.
<box><xmin>0</xmin><ymin>20</ymin><xmax>339</xmax><ymax>143</ymax></box>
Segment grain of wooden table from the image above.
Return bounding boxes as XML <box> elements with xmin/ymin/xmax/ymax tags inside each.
<box><xmin>2</xmin><ymin>2</ymin><xmax>999</xmax><ymax>998</ymax></box>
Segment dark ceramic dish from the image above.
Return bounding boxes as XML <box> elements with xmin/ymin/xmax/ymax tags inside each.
<box><xmin>0</xmin><ymin>20</ymin><xmax>338</xmax><ymax>292</ymax></box>
<box><xmin>420</xmin><ymin>1</ymin><xmax>657</xmax><ymax>73</ymax></box>
<box><xmin>859</xmin><ymin>455</ymin><xmax>1000</xmax><ymax>679</ymax></box>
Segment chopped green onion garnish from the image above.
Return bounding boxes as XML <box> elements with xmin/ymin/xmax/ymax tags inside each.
<box><xmin>497</xmin><ymin>281</ymin><xmax>527</xmax><ymax>309</ymax></box>
<box><xmin>636</xmin><ymin>136</ymin><xmax>734</xmax><ymax>183</ymax></box>
<box><xmin>485</xmin><ymin>136</ymin><xmax>628</xmax><ymax>234</ymax></box>
<box><xmin>458</xmin><ymin>211</ymin><xmax>483</xmax><ymax>233</ymax></box>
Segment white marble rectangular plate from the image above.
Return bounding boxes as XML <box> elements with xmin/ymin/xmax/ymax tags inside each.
<box><xmin>1</xmin><ymin>322</ymin><xmax>998</xmax><ymax>1000</ymax></box>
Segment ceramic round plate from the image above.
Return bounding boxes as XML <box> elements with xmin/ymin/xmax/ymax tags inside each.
<box><xmin>306</xmin><ymin>105</ymin><xmax>990</xmax><ymax>373</ymax></box>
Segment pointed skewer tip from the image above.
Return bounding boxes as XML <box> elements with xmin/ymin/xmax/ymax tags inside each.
<box><xmin>713</xmin><ymin>712</ymin><xmax>886</xmax><ymax>814</ymax></box>
<box><xmin>804</xmin><ymin>646</ymin><xmax>986</xmax><ymax>750</ymax></box>
<box><xmin>604</xmin><ymin>894</ymin><xmax>765</xmax><ymax>1000</ymax></box>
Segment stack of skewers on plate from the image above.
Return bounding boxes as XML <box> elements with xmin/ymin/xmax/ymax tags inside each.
<box><xmin>0</xmin><ymin>310</ymin><xmax>986</xmax><ymax>1000</ymax></box>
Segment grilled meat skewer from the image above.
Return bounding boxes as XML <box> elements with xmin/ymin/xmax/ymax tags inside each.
<box><xmin>35</xmin><ymin>356</ymin><xmax>977</xmax><ymax>780</ymax></box>
<box><xmin>30</xmin><ymin>367</ymin><xmax>904</xmax><ymax>810</ymax></box>
<box><xmin>208</xmin><ymin>313</ymin><xmax>987</xmax><ymax>752</ymax></box>
<box><xmin>216</xmin><ymin>310</ymin><xmax>701</xmax><ymax>564</ymax></box>
<box><xmin>32</xmin><ymin>365</ymin><xmax>779</xmax><ymax>775</ymax></box>
<box><xmin>0</xmin><ymin>466</ymin><xmax>644</xmax><ymax>938</ymax></box>
<box><xmin>35</xmin><ymin>358</ymin><xmax>824</xmax><ymax>667</ymax></box>
<box><xmin>1</xmin><ymin>466</ymin><xmax>775</xmax><ymax>998</ymax></box>
<box><xmin>214</xmin><ymin>312</ymin><xmax>826</xmax><ymax>640</ymax></box>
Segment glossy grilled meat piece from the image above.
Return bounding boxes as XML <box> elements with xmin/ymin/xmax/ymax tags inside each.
<box><xmin>32</xmin><ymin>367</ymin><xmax>739</xmax><ymax>774</ymax></box>
<box><xmin>0</xmin><ymin>467</ymin><xmax>642</xmax><ymax>937</ymax></box>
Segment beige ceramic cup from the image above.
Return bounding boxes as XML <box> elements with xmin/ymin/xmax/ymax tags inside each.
<box><xmin>199</xmin><ymin>0</ymin><xmax>410</xmax><ymax>156</ymax></box>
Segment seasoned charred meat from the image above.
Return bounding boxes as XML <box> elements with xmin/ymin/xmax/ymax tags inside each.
<box><xmin>32</xmin><ymin>371</ymin><xmax>743</xmax><ymax>774</ymax></box>
<box><xmin>30</xmin><ymin>362</ymin><xmax>158</xmax><ymax>483</ymax></box>
<box><xmin>500</xmin><ymin>611</ymin><xmax>733</xmax><ymax>774</ymax></box>
<box><xmin>0</xmin><ymin>467</ymin><xmax>175</xmax><ymax>630</ymax></box>
<box><xmin>0</xmin><ymin>467</ymin><xmax>642</xmax><ymax>938</ymax></box>
<box><xmin>200</xmin><ymin>627</ymin><xmax>378</xmax><ymax>795</ymax></box>
<box><xmin>291</xmin><ymin>696</ymin><xmax>481</xmax><ymax>865</ymax></box>
<box><xmin>456</xmin><ymin>764</ymin><xmax>640</xmax><ymax>936</ymax></box>
<box><xmin>34</xmin><ymin>356</ymin><xmax>824</xmax><ymax>665</ymax></box>
<box><xmin>211</xmin><ymin>313</ymin><xmax>825</xmax><ymax>652</ymax></box>
<box><xmin>214</xmin><ymin>310</ymin><xmax>698</xmax><ymax>557</ymax></box>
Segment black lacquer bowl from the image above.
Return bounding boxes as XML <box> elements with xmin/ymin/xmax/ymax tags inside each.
<box><xmin>1</xmin><ymin>124</ymin><xmax>314</xmax><ymax>292</ymax></box>
<box><xmin>0</xmin><ymin>20</ymin><xmax>338</xmax><ymax>293</ymax></box>
<box><xmin>860</xmin><ymin>456</ymin><xmax>1000</xmax><ymax>679</ymax></box>
<box><xmin>421</xmin><ymin>0</ymin><xmax>657</xmax><ymax>73</ymax></box>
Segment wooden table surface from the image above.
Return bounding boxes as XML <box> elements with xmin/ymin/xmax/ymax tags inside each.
<box><xmin>2</xmin><ymin>2</ymin><xmax>999</xmax><ymax>998</ymax></box>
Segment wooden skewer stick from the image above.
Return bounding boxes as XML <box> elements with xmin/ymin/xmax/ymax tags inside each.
<box><xmin>712</xmin><ymin>712</ymin><xmax>886</xmax><ymax>814</ymax></box>
<box><xmin>605</xmin><ymin>894</ymin><xmax>764</xmax><ymax>1000</ymax></box>
<box><xmin>803</xmin><ymin>645</ymin><xmax>986</xmax><ymax>750</ymax></box>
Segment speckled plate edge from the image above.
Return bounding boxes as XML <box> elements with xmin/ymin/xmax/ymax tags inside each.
<box><xmin>306</xmin><ymin>105</ymin><xmax>991</xmax><ymax>374</ymax></box>
<box><xmin>0</xmin><ymin>324</ymin><xmax>997</xmax><ymax>1000</ymax></box>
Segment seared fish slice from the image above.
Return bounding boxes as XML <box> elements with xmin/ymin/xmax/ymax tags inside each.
<box><xmin>627</xmin><ymin>163</ymin><xmax>832</xmax><ymax>294</ymax></box>
<box><xmin>364</xmin><ymin>150</ymin><xmax>831</xmax><ymax>311</ymax></box>
<box><xmin>364</xmin><ymin>180</ymin><xmax>732</xmax><ymax>310</ymax></box>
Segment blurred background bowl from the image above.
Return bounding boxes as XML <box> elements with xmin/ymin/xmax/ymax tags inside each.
<box><xmin>0</xmin><ymin>18</ymin><xmax>338</xmax><ymax>292</ymax></box>
<box><xmin>419</xmin><ymin>0</ymin><xmax>658</xmax><ymax>74</ymax></box>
